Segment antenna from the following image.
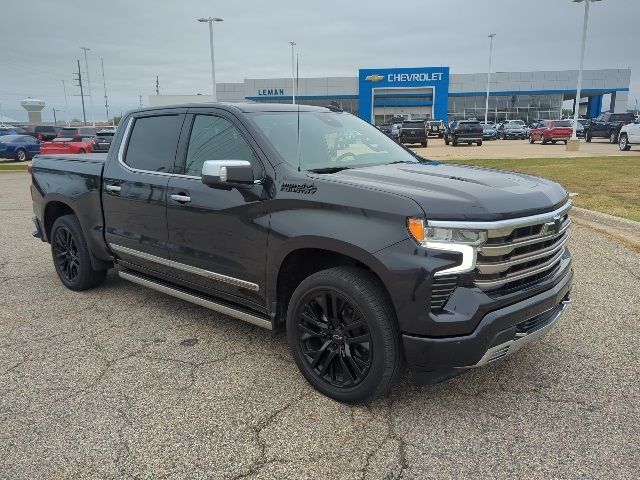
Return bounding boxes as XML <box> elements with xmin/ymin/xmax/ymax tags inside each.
<box><xmin>296</xmin><ymin>53</ymin><xmax>301</xmax><ymax>172</ymax></box>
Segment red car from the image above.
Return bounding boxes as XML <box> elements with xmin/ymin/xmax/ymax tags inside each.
<box><xmin>529</xmin><ymin>120</ymin><xmax>573</xmax><ymax>145</ymax></box>
<box><xmin>40</xmin><ymin>135</ymin><xmax>97</xmax><ymax>155</ymax></box>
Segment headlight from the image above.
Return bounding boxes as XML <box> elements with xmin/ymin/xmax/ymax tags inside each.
<box><xmin>407</xmin><ymin>218</ymin><xmax>487</xmax><ymax>276</ymax></box>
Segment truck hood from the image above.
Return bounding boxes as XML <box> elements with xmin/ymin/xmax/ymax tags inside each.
<box><xmin>328</xmin><ymin>161</ymin><xmax>568</xmax><ymax>221</ymax></box>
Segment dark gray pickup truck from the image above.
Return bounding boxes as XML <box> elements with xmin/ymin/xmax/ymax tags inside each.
<box><xmin>30</xmin><ymin>103</ymin><xmax>573</xmax><ymax>403</ymax></box>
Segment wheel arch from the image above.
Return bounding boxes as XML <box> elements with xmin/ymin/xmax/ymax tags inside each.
<box><xmin>270</xmin><ymin>239</ymin><xmax>396</xmax><ymax>329</ymax></box>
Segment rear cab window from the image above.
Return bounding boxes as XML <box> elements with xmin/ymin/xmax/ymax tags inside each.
<box><xmin>123</xmin><ymin>115</ymin><xmax>183</xmax><ymax>173</ymax></box>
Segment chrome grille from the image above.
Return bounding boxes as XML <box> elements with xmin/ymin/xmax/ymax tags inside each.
<box><xmin>474</xmin><ymin>211</ymin><xmax>570</xmax><ymax>291</ymax></box>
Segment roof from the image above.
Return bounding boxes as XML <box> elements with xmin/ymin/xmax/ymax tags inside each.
<box><xmin>131</xmin><ymin>102</ymin><xmax>332</xmax><ymax>115</ymax></box>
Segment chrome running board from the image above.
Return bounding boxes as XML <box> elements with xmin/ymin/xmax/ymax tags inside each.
<box><xmin>118</xmin><ymin>270</ymin><xmax>272</xmax><ymax>330</ymax></box>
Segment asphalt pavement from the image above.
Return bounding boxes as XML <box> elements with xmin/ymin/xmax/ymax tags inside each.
<box><xmin>1</xmin><ymin>172</ymin><xmax>638</xmax><ymax>479</ymax></box>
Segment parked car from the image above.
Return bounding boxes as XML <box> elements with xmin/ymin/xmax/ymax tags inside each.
<box><xmin>618</xmin><ymin>118</ymin><xmax>640</xmax><ymax>151</ymax></box>
<box><xmin>529</xmin><ymin>120</ymin><xmax>573</xmax><ymax>144</ymax></box>
<box><xmin>500</xmin><ymin>123</ymin><xmax>527</xmax><ymax>140</ymax></box>
<box><xmin>584</xmin><ymin>112</ymin><xmax>635</xmax><ymax>143</ymax></box>
<box><xmin>0</xmin><ymin>134</ymin><xmax>40</xmax><ymax>161</ymax></box>
<box><xmin>57</xmin><ymin>126</ymin><xmax>98</xmax><ymax>138</ymax></box>
<box><xmin>426</xmin><ymin>120</ymin><xmax>445</xmax><ymax>137</ymax></box>
<box><xmin>379</xmin><ymin>123</ymin><xmax>400</xmax><ymax>140</ymax></box>
<box><xmin>567</xmin><ymin>119</ymin><xmax>585</xmax><ymax>138</ymax></box>
<box><xmin>31</xmin><ymin>102</ymin><xmax>573</xmax><ymax>403</ymax></box>
<box><xmin>40</xmin><ymin>135</ymin><xmax>96</xmax><ymax>154</ymax></box>
<box><xmin>444</xmin><ymin>120</ymin><xmax>483</xmax><ymax>146</ymax></box>
<box><xmin>399</xmin><ymin>120</ymin><xmax>428</xmax><ymax>147</ymax></box>
<box><xmin>93</xmin><ymin>129</ymin><xmax>116</xmax><ymax>152</ymax></box>
<box><xmin>481</xmin><ymin>123</ymin><xmax>498</xmax><ymax>140</ymax></box>
<box><xmin>0</xmin><ymin>127</ymin><xmax>22</xmax><ymax>136</ymax></box>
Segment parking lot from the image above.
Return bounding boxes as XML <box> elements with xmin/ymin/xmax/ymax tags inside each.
<box><xmin>411</xmin><ymin>136</ymin><xmax>640</xmax><ymax>160</ymax></box>
<box><xmin>1</xmin><ymin>171</ymin><xmax>639</xmax><ymax>479</ymax></box>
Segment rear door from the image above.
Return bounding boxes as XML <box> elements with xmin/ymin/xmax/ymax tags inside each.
<box><xmin>102</xmin><ymin>110</ymin><xmax>186</xmax><ymax>272</ymax></box>
<box><xmin>165</xmin><ymin>110</ymin><xmax>271</xmax><ymax>308</ymax></box>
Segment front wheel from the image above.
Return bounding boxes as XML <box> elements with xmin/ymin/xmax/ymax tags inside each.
<box><xmin>541</xmin><ymin>136</ymin><xmax>548</xmax><ymax>145</ymax></box>
<box><xmin>619</xmin><ymin>133</ymin><xmax>631</xmax><ymax>151</ymax></box>
<box><xmin>444</xmin><ymin>135</ymin><xmax>450</xmax><ymax>145</ymax></box>
<box><xmin>529</xmin><ymin>136</ymin><xmax>535</xmax><ymax>144</ymax></box>
<box><xmin>15</xmin><ymin>148</ymin><xmax>27</xmax><ymax>162</ymax></box>
<box><xmin>452</xmin><ymin>135</ymin><xmax>458</xmax><ymax>146</ymax></box>
<box><xmin>585</xmin><ymin>131</ymin><xmax>592</xmax><ymax>142</ymax></box>
<box><xmin>286</xmin><ymin>267</ymin><xmax>402</xmax><ymax>404</ymax></box>
<box><xmin>421</xmin><ymin>141</ymin><xmax>428</xmax><ymax>148</ymax></box>
<box><xmin>77</xmin><ymin>149</ymin><xmax>86</xmax><ymax>154</ymax></box>
<box><xmin>476</xmin><ymin>140</ymin><xmax>482</xmax><ymax>146</ymax></box>
<box><xmin>51</xmin><ymin>215</ymin><xmax>107</xmax><ymax>290</ymax></box>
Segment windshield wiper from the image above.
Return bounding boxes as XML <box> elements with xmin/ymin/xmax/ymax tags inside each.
<box><xmin>386</xmin><ymin>160</ymin><xmax>418</xmax><ymax>165</ymax></box>
<box><xmin>307</xmin><ymin>166</ymin><xmax>352</xmax><ymax>174</ymax></box>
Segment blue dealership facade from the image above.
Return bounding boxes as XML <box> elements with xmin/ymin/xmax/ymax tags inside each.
<box><xmin>151</xmin><ymin>66</ymin><xmax>632</xmax><ymax>124</ymax></box>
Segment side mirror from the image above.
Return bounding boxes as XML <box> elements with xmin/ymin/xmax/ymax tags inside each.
<box><xmin>201</xmin><ymin>160</ymin><xmax>254</xmax><ymax>188</ymax></box>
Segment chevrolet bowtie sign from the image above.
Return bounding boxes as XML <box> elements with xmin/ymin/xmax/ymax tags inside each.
<box><xmin>366</xmin><ymin>72</ymin><xmax>445</xmax><ymax>83</ymax></box>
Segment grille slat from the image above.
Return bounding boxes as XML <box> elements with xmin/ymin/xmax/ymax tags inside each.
<box><xmin>473</xmin><ymin>212</ymin><xmax>570</xmax><ymax>292</ymax></box>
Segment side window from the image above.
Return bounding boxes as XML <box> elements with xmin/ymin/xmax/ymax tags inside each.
<box><xmin>184</xmin><ymin>115</ymin><xmax>258</xmax><ymax>177</ymax></box>
<box><xmin>124</xmin><ymin>115</ymin><xmax>182</xmax><ymax>173</ymax></box>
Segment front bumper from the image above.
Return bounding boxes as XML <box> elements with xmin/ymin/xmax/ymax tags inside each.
<box><xmin>403</xmin><ymin>265</ymin><xmax>573</xmax><ymax>383</ymax></box>
<box><xmin>400</xmin><ymin>136</ymin><xmax>427</xmax><ymax>144</ymax></box>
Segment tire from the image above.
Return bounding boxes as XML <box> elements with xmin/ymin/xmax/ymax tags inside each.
<box><xmin>444</xmin><ymin>135</ymin><xmax>450</xmax><ymax>145</ymax></box>
<box><xmin>563</xmin><ymin>140</ymin><xmax>568</xmax><ymax>145</ymax></box>
<box><xmin>585</xmin><ymin>130</ymin><xmax>592</xmax><ymax>142</ymax></box>
<box><xmin>609</xmin><ymin>130</ymin><xmax>618</xmax><ymax>144</ymax></box>
<box><xmin>476</xmin><ymin>140</ymin><xmax>482</xmax><ymax>146</ymax></box>
<box><xmin>77</xmin><ymin>149</ymin><xmax>86</xmax><ymax>154</ymax></box>
<box><xmin>551</xmin><ymin>141</ymin><xmax>557</xmax><ymax>144</ymax></box>
<box><xmin>452</xmin><ymin>136</ymin><xmax>458</xmax><ymax>146</ymax></box>
<box><xmin>50</xmin><ymin>215</ymin><xmax>107</xmax><ymax>291</ymax></box>
<box><xmin>541</xmin><ymin>135</ymin><xmax>548</xmax><ymax>145</ymax></box>
<box><xmin>15</xmin><ymin>148</ymin><xmax>27</xmax><ymax>162</ymax></box>
<box><xmin>529</xmin><ymin>135</ymin><xmax>535</xmax><ymax>144</ymax></box>
<box><xmin>421</xmin><ymin>141</ymin><xmax>428</xmax><ymax>148</ymax></box>
<box><xmin>619</xmin><ymin>133</ymin><xmax>631</xmax><ymax>151</ymax></box>
<box><xmin>286</xmin><ymin>267</ymin><xmax>402</xmax><ymax>404</ymax></box>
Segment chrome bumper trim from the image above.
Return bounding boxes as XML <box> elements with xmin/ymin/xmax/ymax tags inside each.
<box><xmin>463</xmin><ymin>298</ymin><xmax>571</xmax><ymax>368</ymax></box>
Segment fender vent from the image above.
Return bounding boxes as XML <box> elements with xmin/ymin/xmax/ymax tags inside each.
<box><xmin>430</xmin><ymin>275</ymin><xmax>458</xmax><ymax>311</ymax></box>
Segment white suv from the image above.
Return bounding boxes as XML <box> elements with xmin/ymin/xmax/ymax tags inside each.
<box><xmin>618</xmin><ymin>119</ymin><xmax>640</xmax><ymax>151</ymax></box>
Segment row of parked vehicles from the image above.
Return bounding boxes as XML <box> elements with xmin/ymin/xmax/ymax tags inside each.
<box><xmin>0</xmin><ymin>125</ymin><xmax>116</xmax><ymax>161</ymax></box>
<box><xmin>377</xmin><ymin>112</ymin><xmax>640</xmax><ymax>151</ymax></box>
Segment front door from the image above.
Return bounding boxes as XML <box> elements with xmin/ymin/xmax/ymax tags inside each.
<box><xmin>166</xmin><ymin>111</ymin><xmax>271</xmax><ymax>308</ymax></box>
<box><xmin>102</xmin><ymin>111</ymin><xmax>186</xmax><ymax>272</ymax></box>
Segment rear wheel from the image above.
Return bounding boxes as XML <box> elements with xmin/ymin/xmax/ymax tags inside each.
<box><xmin>15</xmin><ymin>148</ymin><xmax>27</xmax><ymax>162</ymax></box>
<box><xmin>51</xmin><ymin>215</ymin><xmax>107</xmax><ymax>291</ymax></box>
<box><xmin>529</xmin><ymin>135</ymin><xmax>535</xmax><ymax>144</ymax></box>
<box><xmin>444</xmin><ymin>135</ymin><xmax>450</xmax><ymax>145</ymax></box>
<box><xmin>541</xmin><ymin>135</ymin><xmax>548</xmax><ymax>145</ymax></box>
<box><xmin>476</xmin><ymin>140</ymin><xmax>482</xmax><ymax>146</ymax></box>
<box><xmin>585</xmin><ymin>130</ymin><xmax>592</xmax><ymax>142</ymax></box>
<box><xmin>421</xmin><ymin>141</ymin><xmax>428</xmax><ymax>148</ymax></box>
<box><xmin>286</xmin><ymin>267</ymin><xmax>402</xmax><ymax>404</ymax></box>
<box><xmin>619</xmin><ymin>133</ymin><xmax>631</xmax><ymax>151</ymax></box>
<box><xmin>77</xmin><ymin>149</ymin><xmax>86</xmax><ymax>154</ymax></box>
<box><xmin>609</xmin><ymin>130</ymin><xmax>618</xmax><ymax>144</ymax></box>
<box><xmin>452</xmin><ymin>135</ymin><xmax>458</xmax><ymax>146</ymax></box>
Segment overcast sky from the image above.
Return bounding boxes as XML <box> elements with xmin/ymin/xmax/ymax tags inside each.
<box><xmin>1</xmin><ymin>0</ymin><xmax>638</xmax><ymax>123</ymax></box>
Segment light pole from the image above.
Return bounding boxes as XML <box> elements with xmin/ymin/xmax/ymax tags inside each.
<box><xmin>484</xmin><ymin>33</ymin><xmax>496</xmax><ymax>125</ymax></box>
<box><xmin>289</xmin><ymin>41</ymin><xmax>296</xmax><ymax>105</ymax></box>
<box><xmin>61</xmin><ymin>80</ymin><xmax>69</xmax><ymax>126</ymax></box>
<box><xmin>198</xmin><ymin>17</ymin><xmax>224</xmax><ymax>101</ymax></box>
<box><xmin>80</xmin><ymin>47</ymin><xmax>95</xmax><ymax>126</ymax></box>
<box><xmin>570</xmin><ymin>0</ymin><xmax>601</xmax><ymax>144</ymax></box>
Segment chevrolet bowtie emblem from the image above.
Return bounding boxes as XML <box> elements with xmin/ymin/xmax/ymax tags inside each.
<box><xmin>365</xmin><ymin>74</ymin><xmax>385</xmax><ymax>82</ymax></box>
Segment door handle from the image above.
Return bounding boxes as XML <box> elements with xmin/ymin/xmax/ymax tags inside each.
<box><xmin>106</xmin><ymin>184</ymin><xmax>121</xmax><ymax>193</ymax></box>
<box><xmin>170</xmin><ymin>194</ymin><xmax>191</xmax><ymax>204</ymax></box>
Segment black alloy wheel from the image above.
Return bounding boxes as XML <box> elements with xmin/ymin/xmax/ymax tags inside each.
<box><xmin>53</xmin><ymin>225</ymin><xmax>80</xmax><ymax>282</ymax></box>
<box><xmin>296</xmin><ymin>290</ymin><xmax>372</xmax><ymax>388</ymax></box>
<box><xmin>286</xmin><ymin>267</ymin><xmax>402</xmax><ymax>403</ymax></box>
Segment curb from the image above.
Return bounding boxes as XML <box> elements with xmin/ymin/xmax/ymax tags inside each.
<box><xmin>570</xmin><ymin>207</ymin><xmax>640</xmax><ymax>252</ymax></box>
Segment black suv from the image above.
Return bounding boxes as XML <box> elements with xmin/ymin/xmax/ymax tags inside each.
<box><xmin>585</xmin><ymin>112</ymin><xmax>635</xmax><ymax>143</ymax></box>
<box><xmin>399</xmin><ymin>120</ymin><xmax>428</xmax><ymax>147</ymax></box>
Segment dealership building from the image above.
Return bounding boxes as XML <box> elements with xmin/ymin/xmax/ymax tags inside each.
<box><xmin>150</xmin><ymin>66</ymin><xmax>631</xmax><ymax>125</ymax></box>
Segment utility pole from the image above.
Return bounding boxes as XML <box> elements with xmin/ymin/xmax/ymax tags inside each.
<box><xmin>101</xmin><ymin>58</ymin><xmax>110</xmax><ymax>123</ymax></box>
<box><xmin>155</xmin><ymin>75</ymin><xmax>160</xmax><ymax>95</ymax></box>
<box><xmin>52</xmin><ymin>107</ymin><xmax>57</xmax><ymax>125</ymax></box>
<box><xmin>0</xmin><ymin>103</ymin><xmax>4</xmax><ymax>126</ymax></box>
<box><xmin>74</xmin><ymin>60</ymin><xmax>87</xmax><ymax>125</ymax></box>
<box><xmin>484</xmin><ymin>33</ymin><xmax>496</xmax><ymax>125</ymax></box>
<box><xmin>61</xmin><ymin>80</ymin><xmax>70</xmax><ymax>126</ymax></box>
<box><xmin>139</xmin><ymin>95</ymin><xmax>143</xmax><ymax>108</ymax></box>
<box><xmin>80</xmin><ymin>47</ymin><xmax>95</xmax><ymax>126</ymax></box>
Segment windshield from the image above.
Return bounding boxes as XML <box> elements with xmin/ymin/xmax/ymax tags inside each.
<box><xmin>482</xmin><ymin>124</ymin><xmax>495</xmax><ymax>130</ymax></box>
<box><xmin>552</xmin><ymin>120</ymin><xmax>572</xmax><ymax>127</ymax></box>
<box><xmin>505</xmin><ymin>123</ymin><xmax>522</xmax><ymax>129</ymax></box>
<box><xmin>250</xmin><ymin>112</ymin><xmax>419</xmax><ymax>172</ymax></box>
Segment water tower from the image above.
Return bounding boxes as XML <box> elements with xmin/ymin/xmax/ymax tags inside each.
<box><xmin>21</xmin><ymin>97</ymin><xmax>46</xmax><ymax>123</ymax></box>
